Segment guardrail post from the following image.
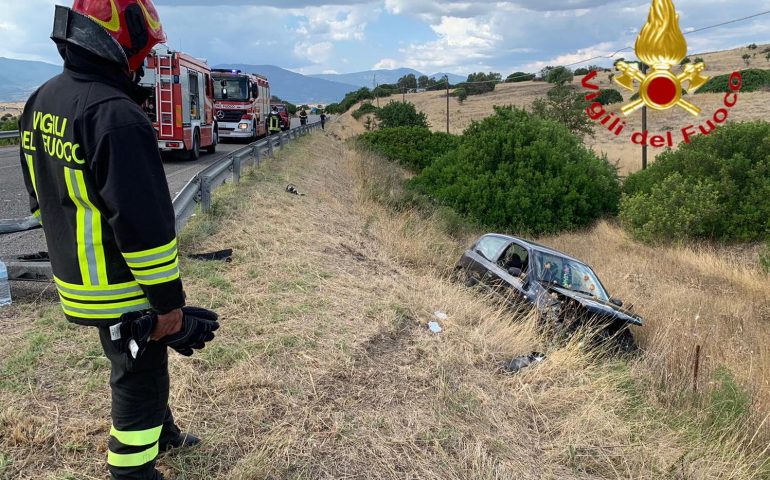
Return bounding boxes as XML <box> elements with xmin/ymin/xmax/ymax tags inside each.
<box><xmin>254</xmin><ymin>145</ymin><xmax>261</xmax><ymax>166</ymax></box>
<box><xmin>268</xmin><ymin>136</ymin><xmax>275</xmax><ymax>157</ymax></box>
<box><xmin>233</xmin><ymin>154</ymin><xmax>242</xmax><ymax>184</ymax></box>
<box><xmin>200</xmin><ymin>176</ymin><xmax>212</xmax><ymax>213</ymax></box>
<box><xmin>279</xmin><ymin>133</ymin><xmax>285</xmax><ymax>150</ymax></box>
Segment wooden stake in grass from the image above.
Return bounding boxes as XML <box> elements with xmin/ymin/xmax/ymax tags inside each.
<box><xmin>693</xmin><ymin>344</ymin><xmax>701</xmax><ymax>394</ymax></box>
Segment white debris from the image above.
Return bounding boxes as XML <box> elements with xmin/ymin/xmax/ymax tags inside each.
<box><xmin>433</xmin><ymin>311</ymin><xmax>449</xmax><ymax>320</ymax></box>
<box><xmin>428</xmin><ymin>321</ymin><xmax>443</xmax><ymax>334</ymax></box>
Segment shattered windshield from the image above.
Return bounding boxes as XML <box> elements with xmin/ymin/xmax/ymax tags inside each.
<box><xmin>533</xmin><ymin>251</ymin><xmax>609</xmax><ymax>301</ymax></box>
<box><xmin>213</xmin><ymin>77</ymin><xmax>249</xmax><ymax>101</ymax></box>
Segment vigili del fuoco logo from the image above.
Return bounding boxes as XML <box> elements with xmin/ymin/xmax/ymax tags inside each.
<box><xmin>582</xmin><ymin>0</ymin><xmax>744</xmax><ymax>147</ymax></box>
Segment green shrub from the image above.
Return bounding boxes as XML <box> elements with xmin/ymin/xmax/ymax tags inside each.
<box><xmin>358</xmin><ymin>127</ymin><xmax>461</xmax><ymax>172</ymax></box>
<box><xmin>696</xmin><ymin>69</ymin><xmax>770</xmax><ymax>94</ymax></box>
<box><xmin>352</xmin><ymin>102</ymin><xmax>378</xmax><ymax>120</ymax></box>
<box><xmin>545</xmin><ymin>66</ymin><xmax>574</xmax><ymax>85</ymax></box>
<box><xmin>621</xmin><ymin>121</ymin><xmax>770</xmax><ymax>242</ymax></box>
<box><xmin>694</xmin><ymin>57</ymin><xmax>705</xmax><ymax>63</ymax></box>
<box><xmin>680</xmin><ymin>57</ymin><xmax>691</xmax><ymax>65</ymax></box>
<box><xmin>375</xmin><ymin>102</ymin><xmax>428</xmax><ymax>129</ymax></box>
<box><xmin>506</xmin><ymin>72</ymin><xmax>535</xmax><ymax>83</ymax></box>
<box><xmin>531</xmin><ymin>85</ymin><xmax>595</xmax><ymax>139</ymax></box>
<box><xmin>760</xmin><ymin>241</ymin><xmax>770</xmax><ymax>273</ymax></box>
<box><xmin>411</xmin><ymin>107</ymin><xmax>620</xmax><ymax>235</ymax></box>
<box><xmin>453</xmin><ymin>87</ymin><xmax>468</xmax><ymax>103</ymax></box>
<box><xmin>594</xmin><ymin>88</ymin><xmax>623</xmax><ymax>105</ymax></box>
<box><xmin>0</xmin><ymin>115</ymin><xmax>19</xmax><ymax>146</ymax></box>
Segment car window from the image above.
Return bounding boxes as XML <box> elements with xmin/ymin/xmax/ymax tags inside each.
<box><xmin>475</xmin><ymin>236</ymin><xmax>509</xmax><ymax>262</ymax></box>
<box><xmin>498</xmin><ymin>242</ymin><xmax>529</xmax><ymax>272</ymax></box>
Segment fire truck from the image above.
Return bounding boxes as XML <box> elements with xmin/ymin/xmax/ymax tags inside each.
<box><xmin>211</xmin><ymin>69</ymin><xmax>270</xmax><ymax>141</ymax></box>
<box><xmin>140</xmin><ymin>45</ymin><xmax>217</xmax><ymax>159</ymax></box>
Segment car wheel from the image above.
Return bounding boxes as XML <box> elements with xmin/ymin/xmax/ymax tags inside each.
<box><xmin>187</xmin><ymin>129</ymin><xmax>201</xmax><ymax>161</ymax></box>
<box><xmin>598</xmin><ymin>327</ymin><xmax>639</xmax><ymax>356</ymax></box>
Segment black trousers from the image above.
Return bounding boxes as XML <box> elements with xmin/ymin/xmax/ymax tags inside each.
<box><xmin>98</xmin><ymin>328</ymin><xmax>182</xmax><ymax>480</ymax></box>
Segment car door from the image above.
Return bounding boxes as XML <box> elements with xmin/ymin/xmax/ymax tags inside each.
<box><xmin>465</xmin><ymin>236</ymin><xmax>510</xmax><ymax>289</ymax></box>
<box><xmin>487</xmin><ymin>241</ymin><xmax>530</xmax><ymax>307</ymax></box>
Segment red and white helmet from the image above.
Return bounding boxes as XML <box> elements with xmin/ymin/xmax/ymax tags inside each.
<box><xmin>52</xmin><ymin>0</ymin><xmax>166</xmax><ymax>72</ymax></box>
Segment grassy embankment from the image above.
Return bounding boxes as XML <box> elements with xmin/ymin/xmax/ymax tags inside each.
<box><xmin>1</xmin><ymin>125</ymin><xmax>769</xmax><ymax>479</ymax></box>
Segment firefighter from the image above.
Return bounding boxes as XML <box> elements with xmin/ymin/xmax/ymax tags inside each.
<box><xmin>320</xmin><ymin>111</ymin><xmax>327</xmax><ymax>130</ymax></box>
<box><xmin>268</xmin><ymin>106</ymin><xmax>281</xmax><ymax>136</ymax></box>
<box><xmin>299</xmin><ymin>107</ymin><xmax>308</xmax><ymax>126</ymax></box>
<box><xmin>18</xmin><ymin>1</ymin><xmax>199</xmax><ymax>479</ymax></box>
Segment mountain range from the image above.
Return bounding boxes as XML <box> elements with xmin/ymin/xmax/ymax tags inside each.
<box><xmin>0</xmin><ymin>56</ymin><xmax>465</xmax><ymax>104</ymax></box>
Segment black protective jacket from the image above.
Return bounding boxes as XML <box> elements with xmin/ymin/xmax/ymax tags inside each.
<box><xmin>19</xmin><ymin>46</ymin><xmax>185</xmax><ymax>326</ymax></box>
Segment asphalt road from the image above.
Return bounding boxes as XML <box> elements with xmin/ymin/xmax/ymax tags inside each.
<box><xmin>0</xmin><ymin>115</ymin><xmax>320</xmax><ymax>259</ymax></box>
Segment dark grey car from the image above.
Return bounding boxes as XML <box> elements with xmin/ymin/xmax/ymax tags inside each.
<box><xmin>455</xmin><ymin>234</ymin><xmax>643</xmax><ymax>351</ymax></box>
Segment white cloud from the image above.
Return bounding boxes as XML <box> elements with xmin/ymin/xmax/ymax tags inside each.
<box><xmin>294</xmin><ymin>41</ymin><xmax>334</xmax><ymax>64</ymax></box>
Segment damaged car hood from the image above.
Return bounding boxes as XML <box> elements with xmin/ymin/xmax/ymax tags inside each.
<box><xmin>545</xmin><ymin>285</ymin><xmax>644</xmax><ymax>326</ymax></box>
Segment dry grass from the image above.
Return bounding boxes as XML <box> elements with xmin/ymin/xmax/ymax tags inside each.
<box><xmin>346</xmin><ymin>43</ymin><xmax>770</xmax><ymax>175</ymax></box>
<box><xmin>2</xmin><ymin>126</ymin><xmax>769</xmax><ymax>478</ymax></box>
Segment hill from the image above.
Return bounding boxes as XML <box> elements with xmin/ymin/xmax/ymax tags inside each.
<box><xmin>341</xmin><ymin>43</ymin><xmax>770</xmax><ymax>175</ymax></box>
<box><xmin>214</xmin><ymin>64</ymin><xmax>357</xmax><ymax>104</ymax></box>
<box><xmin>311</xmin><ymin>69</ymin><xmax>465</xmax><ymax>88</ymax></box>
<box><xmin>0</xmin><ymin>57</ymin><xmax>62</xmax><ymax>102</ymax></box>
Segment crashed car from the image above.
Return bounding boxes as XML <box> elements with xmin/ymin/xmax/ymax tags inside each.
<box><xmin>455</xmin><ymin>234</ymin><xmax>643</xmax><ymax>351</ymax></box>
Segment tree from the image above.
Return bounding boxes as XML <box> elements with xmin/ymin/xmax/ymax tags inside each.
<box><xmin>454</xmin><ymin>87</ymin><xmax>468</xmax><ymax>103</ymax></box>
<box><xmin>397</xmin><ymin>74</ymin><xmax>417</xmax><ymax>90</ymax></box>
<box><xmin>375</xmin><ymin>101</ymin><xmax>428</xmax><ymax>129</ymax></box>
<box><xmin>418</xmin><ymin>75</ymin><xmax>430</xmax><ymax>89</ymax></box>
<box><xmin>461</xmin><ymin>72</ymin><xmax>500</xmax><ymax>96</ymax></box>
<box><xmin>544</xmin><ymin>66</ymin><xmax>574</xmax><ymax>85</ymax></box>
<box><xmin>530</xmin><ymin>85</ymin><xmax>594</xmax><ymax>139</ymax></box>
<box><xmin>506</xmin><ymin>72</ymin><xmax>535</xmax><ymax>83</ymax></box>
<box><xmin>742</xmin><ymin>53</ymin><xmax>752</xmax><ymax>66</ymax></box>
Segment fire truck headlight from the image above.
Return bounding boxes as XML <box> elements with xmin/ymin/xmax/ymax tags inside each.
<box><xmin>238</xmin><ymin>123</ymin><xmax>249</xmax><ymax>130</ymax></box>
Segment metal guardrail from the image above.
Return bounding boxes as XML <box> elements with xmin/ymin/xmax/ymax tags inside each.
<box><xmin>1</xmin><ymin>121</ymin><xmax>324</xmax><ymax>281</ymax></box>
<box><xmin>0</xmin><ymin>130</ymin><xmax>20</xmax><ymax>140</ymax></box>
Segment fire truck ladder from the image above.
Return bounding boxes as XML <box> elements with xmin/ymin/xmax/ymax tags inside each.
<box><xmin>156</xmin><ymin>53</ymin><xmax>175</xmax><ymax>138</ymax></box>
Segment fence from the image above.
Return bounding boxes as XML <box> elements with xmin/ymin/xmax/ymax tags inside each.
<box><xmin>1</xmin><ymin>121</ymin><xmax>323</xmax><ymax>281</ymax></box>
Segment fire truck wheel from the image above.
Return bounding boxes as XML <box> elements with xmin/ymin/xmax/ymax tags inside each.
<box><xmin>187</xmin><ymin>129</ymin><xmax>201</xmax><ymax>161</ymax></box>
<box><xmin>205</xmin><ymin>128</ymin><xmax>218</xmax><ymax>154</ymax></box>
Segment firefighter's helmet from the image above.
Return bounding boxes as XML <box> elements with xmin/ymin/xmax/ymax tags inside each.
<box><xmin>52</xmin><ymin>0</ymin><xmax>166</xmax><ymax>72</ymax></box>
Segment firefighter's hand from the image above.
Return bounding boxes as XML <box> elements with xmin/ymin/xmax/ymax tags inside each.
<box><xmin>151</xmin><ymin>309</ymin><xmax>183</xmax><ymax>340</ymax></box>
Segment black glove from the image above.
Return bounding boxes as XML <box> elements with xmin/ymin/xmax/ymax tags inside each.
<box><xmin>112</xmin><ymin>311</ymin><xmax>155</xmax><ymax>360</ymax></box>
<box><xmin>163</xmin><ymin>306</ymin><xmax>220</xmax><ymax>357</ymax></box>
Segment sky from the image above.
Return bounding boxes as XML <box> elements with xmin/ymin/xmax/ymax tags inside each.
<box><xmin>1</xmin><ymin>0</ymin><xmax>769</xmax><ymax>76</ymax></box>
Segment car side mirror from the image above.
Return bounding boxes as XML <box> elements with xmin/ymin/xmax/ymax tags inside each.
<box><xmin>610</xmin><ymin>298</ymin><xmax>623</xmax><ymax>307</ymax></box>
<box><xmin>507</xmin><ymin>267</ymin><xmax>522</xmax><ymax>277</ymax></box>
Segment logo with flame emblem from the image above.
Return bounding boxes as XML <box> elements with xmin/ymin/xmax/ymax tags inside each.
<box><xmin>614</xmin><ymin>0</ymin><xmax>709</xmax><ymax>116</ymax></box>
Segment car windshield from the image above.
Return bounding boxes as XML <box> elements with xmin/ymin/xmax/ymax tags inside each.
<box><xmin>533</xmin><ymin>251</ymin><xmax>609</xmax><ymax>301</ymax></box>
<box><xmin>272</xmin><ymin>105</ymin><xmax>286</xmax><ymax>112</ymax></box>
<box><xmin>213</xmin><ymin>77</ymin><xmax>249</xmax><ymax>101</ymax></box>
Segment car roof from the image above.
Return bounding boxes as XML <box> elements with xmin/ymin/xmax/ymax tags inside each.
<box><xmin>481</xmin><ymin>233</ymin><xmax>583</xmax><ymax>264</ymax></box>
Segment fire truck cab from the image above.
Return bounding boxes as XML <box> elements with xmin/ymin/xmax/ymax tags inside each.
<box><xmin>212</xmin><ymin>69</ymin><xmax>270</xmax><ymax>141</ymax></box>
<box><xmin>141</xmin><ymin>45</ymin><xmax>217</xmax><ymax>160</ymax></box>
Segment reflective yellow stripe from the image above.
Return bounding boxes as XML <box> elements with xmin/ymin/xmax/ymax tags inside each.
<box><xmin>110</xmin><ymin>425</ymin><xmax>162</xmax><ymax>447</ymax></box>
<box><xmin>131</xmin><ymin>258</ymin><xmax>180</xmax><ymax>285</ymax></box>
<box><xmin>64</xmin><ymin>168</ymin><xmax>90</xmax><ymax>285</ymax></box>
<box><xmin>25</xmin><ymin>154</ymin><xmax>38</xmax><ymax>197</ymax></box>
<box><xmin>54</xmin><ymin>275</ymin><xmax>140</xmax><ymax>291</ymax></box>
<box><xmin>108</xmin><ymin>442</ymin><xmax>159</xmax><ymax>468</ymax></box>
<box><xmin>124</xmin><ymin>250</ymin><xmax>178</xmax><ymax>269</ymax></box>
<box><xmin>73</xmin><ymin>169</ymin><xmax>108</xmax><ymax>286</ymax></box>
<box><xmin>123</xmin><ymin>238</ymin><xmax>177</xmax><ymax>260</ymax></box>
<box><xmin>59</xmin><ymin>296</ymin><xmax>150</xmax><ymax>311</ymax></box>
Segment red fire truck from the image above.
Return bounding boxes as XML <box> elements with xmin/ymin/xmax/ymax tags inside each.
<box><xmin>211</xmin><ymin>69</ymin><xmax>270</xmax><ymax>141</ymax></box>
<box><xmin>140</xmin><ymin>45</ymin><xmax>217</xmax><ymax>159</ymax></box>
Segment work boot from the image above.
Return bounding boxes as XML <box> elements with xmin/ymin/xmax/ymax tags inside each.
<box><xmin>160</xmin><ymin>431</ymin><xmax>201</xmax><ymax>452</ymax></box>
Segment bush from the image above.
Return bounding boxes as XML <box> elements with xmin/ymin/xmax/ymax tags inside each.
<box><xmin>375</xmin><ymin>102</ymin><xmax>428</xmax><ymax>129</ymax></box>
<box><xmin>621</xmin><ymin>121</ymin><xmax>770</xmax><ymax>242</ymax></box>
<box><xmin>531</xmin><ymin>85</ymin><xmax>595</xmax><ymax>139</ymax></box>
<box><xmin>696</xmin><ymin>69</ymin><xmax>770</xmax><ymax>94</ymax></box>
<box><xmin>506</xmin><ymin>72</ymin><xmax>535</xmax><ymax>83</ymax></box>
<box><xmin>545</xmin><ymin>66</ymin><xmax>574</xmax><ymax>85</ymax></box>
<box><xmin>411</xmin><ymin>107</ymin><xmax>620</xmax><ymax>235</ymax></box>
<box><xmin>358</xmin><ymin>127</ymin><xmax>461</xmax><ymax>172</ymax></box>
<box><xmin>760</xmin><ymin>242</ymin><xmax>770</xmax><ymax>274</ymax></box>
<box><xmin>453</xmin><ymin>87</ymin><xmax>468</xmax><ymax>103</ymax></box>
<box><xmin>594</xmin><ymin>88</ymin><xmax>624</xmax><ymax>105</ymax></box>
<box><xmin>694</xmin><ymin>57</ymin><xmax>705</xmax><ymax>63</ymax></box>
<box><xmin>0</xmin><ymin>115</ymin><xmax>19</xmax><ymax>146</ymax></box>
<box><xmin>456</xmin><ymin>72</ymin><xmax>500</xmax><ymax>97</ymax></box>
<box><xmin>352</xmin><ymin>103</ymin><xmax>378</xmax><ymax>120</ymax></box>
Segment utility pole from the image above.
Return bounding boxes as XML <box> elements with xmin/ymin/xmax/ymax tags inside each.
<box><xmin>445</xmin><ymin>75</ymin><xmax>450</xmax><ymax>134</ymax></box>
<box><xmin>374</xmin><ymin>74</ymin><xmax>379</xmax><ymax>108</ymax></box>
<box><xmin>402</xmin><ymin>86</ymin><xmax>406</xmax><ymax>103</ymax></box>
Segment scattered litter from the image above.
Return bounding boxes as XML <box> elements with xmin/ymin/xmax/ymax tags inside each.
<box><xmin>501</xmin><ymin>352</ymin><xmax>546</xmax><ymax>374</ymax></box>
<box><xmin>286</xmin><ymin>184</ymin><xmax>306</xmax><ymax>196</ymax></box>
<box><xmin>427</xmin><ymin>321</ymin><xmax>443</xmax><ymax>334</ymax></box>
<box><xmin>17</xmin><ymin>251</ymin><xmax>50</xmax><ymax>262</ymax></box>
<box><xmin>433</xmin><ymin>311</ymin><xmax>449</xmax><ymax>321</ymax></box>
<box><xmin>188</xmin><ymin>249</ymin><xmax>234</xmax><ymax>263</ymax></box>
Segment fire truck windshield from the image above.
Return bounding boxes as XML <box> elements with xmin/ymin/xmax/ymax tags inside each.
<box><xmin>213</xmin><ymin>77</ymin><xmax>249</xmax><ymax>101</ymax></box>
